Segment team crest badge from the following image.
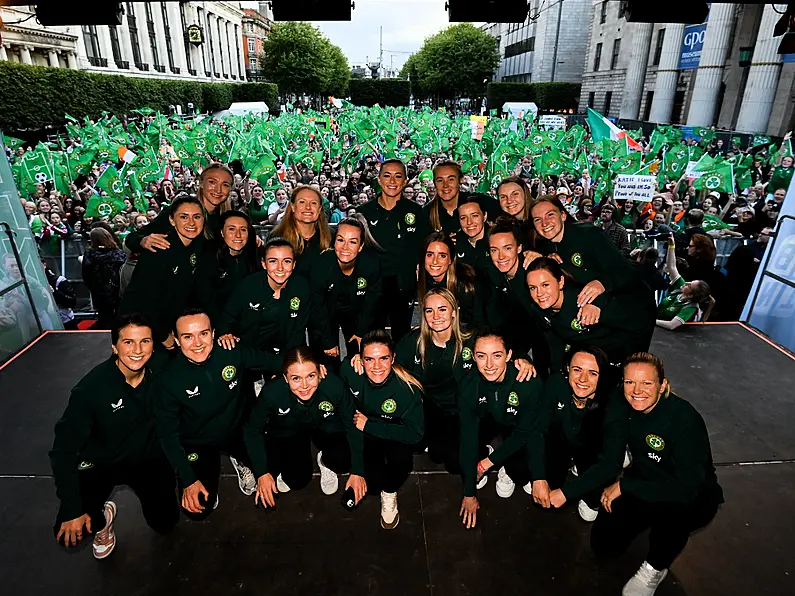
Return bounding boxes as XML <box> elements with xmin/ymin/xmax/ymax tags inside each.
<box><xmin>507</xmin><ymin>392</ymin><xmax>519</xmax><ymax>406</ymax></box>
<box><xmin>381</xmin><ymin>398</ymin><xmax>397</xmax><ymax>414</ymax></box>
<box><xmin>221</xmin><ymin>365</ymin><xmax>236</xmax><ymax>381</ymax></box>
<box><xmin>646</xmin><ymin>434</ymin><xmax>665</xmax><ymax>451</ymax></box>
<box><xmin>78</xmin><ymin>461</ymin><xmax>94</xmax><ymax>470</ymax></box>
<box><xmin>571</xmin><ymin>319</ymin><xmax>583</xmax><ymax>331</ymax></box>
<box><xmin>318</xmin><ymin>401</ymin><xmax>334</xmax><ymax>412</ymax></box>
<box><xmin>405</xmin><ymin>213</ymin><xmax>416</xmax><ymax>225</ymax></box>
<box><xmin>290</xmin><ymin>297</ymin><xmax>300</xmax><ymax>310</ymax></box>
<box><xmin>571</xmin><ymin>253</ymin><xmax>583</xmax><ymax>267</ymax></box>
<box><xmin>190</xmin><ymin>253</ymin><xmax>197</xmax><ymax>266</ymax></box>
<box><xmin>187</xmin><ymin>453</ymin><xmax>199</xmax><ymax>462</ymax></box>
<box><xmin>357</xmin><ymin>277</ymin><xmax>367</xmax><ymax>289</ymax></box>
<box><xmin>462</xmin><ymin>347</ymin><xmax>472</xmax><ymax>361</ymax></box>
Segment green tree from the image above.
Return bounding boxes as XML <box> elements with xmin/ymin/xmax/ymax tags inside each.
<box><xmin>412</xmin><ymin>23</ymin><xmax>499</xmax><ymax>101</ymax></box>
<box><xmin>260</xmin><ymin>22</ymin><xmax>349</xmax><ymax>96</ymax></box>
<box><xmin>398</xmin><ymin>53</ymin><xmax>424</xmax><ymax>100</ymax></box>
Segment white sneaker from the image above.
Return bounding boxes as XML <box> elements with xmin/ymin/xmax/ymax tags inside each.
<box><xmin>276</xmin><ymin>473</ymin><xmax>291</xmax><ymax>493</ymax></box>
<box><xmin>522</xmin><ymin>481</ymin><xmax>533</xmax><ymax>496</ymax></box>
<box><xmin>317</xmin><ymin>451</ymin><xmax>339</xmax><ymax>495</ymax></box>
<box><xmin>577</xmin><ymin>499</ymin><xmax>599</xmax><ymax>522</ymax></box>
<box><xmin>623</xmin><ymin>449</ymin><xmax>632</xmax><ymax>469</ymax></box>
<box><xmin>230</xmin><ymin>456</ymin><xmax>256</xmax><ymax>496</ymax></box>
<box><xmin>380</xmin><ymin>491</ymin><xmax>400</xmax><ymax>529</ymax></box>
<box><xmin>92</xmin><ymin>501</ymin><xmax>117</xmax><ymax>559</ymax></box>
<box><xmin>622</xmin><ymin>561</ymin><xmax>668</xmax><ymax>596</ymax></box>
<box><xmin>495</xmin><ymin>467</ymin><xmax>515</xmax><ymax>498</ymax></box>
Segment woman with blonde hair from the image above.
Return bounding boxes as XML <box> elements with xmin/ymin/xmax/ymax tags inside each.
<box><xmin>272</xmin><ymin>184</ymin><xmax>332</xmax><ymax>278</ymax></box>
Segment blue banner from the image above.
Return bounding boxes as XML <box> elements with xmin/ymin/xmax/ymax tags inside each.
<box><xmin>783</xmin><ymin>54</ymin><xmax>795</xmax><ymax>63</ymax></box>
<box><xmin>679</xmin><ymin>24</ymin><xmax>707</xmax><ymax>70</ymax></box>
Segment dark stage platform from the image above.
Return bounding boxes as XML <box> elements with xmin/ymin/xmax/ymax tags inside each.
<box><xmin>1</xmin><ymin>325</ymin><xmax>794</xmax><ymax>596</ymax></box>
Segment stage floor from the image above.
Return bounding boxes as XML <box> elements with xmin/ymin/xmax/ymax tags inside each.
<box><xmin>1</xmin><ymin>325</ymin><xmax>793</xmax><ymax>596</ymax></box>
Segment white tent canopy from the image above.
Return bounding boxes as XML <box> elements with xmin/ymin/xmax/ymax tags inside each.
<box><xmin>212</xmin><ymin>101</ymin><xmax>270</xmax><ymax>119</ymax></box>
<box><xmin>500</xmin><ymin>102</ymin><xmax>538</xmax><ymax>120</ymax></box>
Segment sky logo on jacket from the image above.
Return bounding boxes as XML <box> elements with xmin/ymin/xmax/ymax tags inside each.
<box><xmin>249</xmin><ymin>302</ymin><xmax>260</xmax><ymax>310</ymax></box>
<box><xmin>186</xmin><ymin>386</ymin><xmax>200</xmax><ymax>398</ymax></box>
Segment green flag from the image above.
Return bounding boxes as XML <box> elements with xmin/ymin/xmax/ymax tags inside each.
<box><xmin>693</xmin><ymin>159</ymin><xmax>734</xmax><ymax>193</ymax></box>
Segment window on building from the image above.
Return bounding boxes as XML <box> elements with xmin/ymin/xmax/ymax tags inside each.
<box><xmin>604</xmin><ymin>91</ymin><xmax>612</xmax><ymax>113</ymax></box>
<box><xmin>179</xmin><ymin>3</ymin><xmax>193</xmax><ymax>71</ymax></box>
<box><xmin>82</xmin><ymin>25</ymin><xmax>102</xmax><ymax>60</ymax></box>
<box><xmin>108</xmin><ymin>26</ymin><xmax>122</xmax><ymax>64</ymax></box>
<box><xmin>504</xmin><ymin>36</ymin><xmax>535</xmax><ymax>58</ymax></box>
<box><xmin>588</xmin><ymin>92</ymin><xmax>595</xmax><ymax>108</ymax></box>
<box><xmin>671</xmin><ymin>90</ymin><xmax>685</xmax><ymax>124</ymax></box>
<box><xmin>126</xmin><ymin>2</ymin><xmax>143</xmax><ymax>66</ymax></box>
<box><xmin>653</xmin><ymin>29</ymin><xmax>665</xmax><ymax>66</ymax></box>
<box><xmin>643</xmin><ymin>91</ymin><xmax>654</xmax><ymax>120</ymax></box>
<box><xmin>594</xmin><ymin>43</ymin><xmax>602</xmax><ymax>71</ymax></box>
<box><xmin>611</xmin><ymin>39</ymin><xmax>621</xmax><ymax>69</ymax></box>
<box><xmin>145</xmin><ymin>4</ymin><xmax>160</xmax><ymax>67</ymax></box>
<box><xmin>249</xmin><ymin>57</ymin><xmax>258</xmax><ymax>70</ymax></box>
<box><xmin>600</xmin><ymin>1</ymin><xmax>608</xmax><ymax>24</ymax></box>
<box><xmin>618</xmin><ymin>2</ymin><xmax>628</xmax><ymax>18</ymax></box>
<box><xmin>161</xmin><ymin>2</ymin><xmax>175</xmax><ymax>71</ymax></box>
<box><xmin>248</xmin><ymin>38</ymin><xmax>255</xmax><ymax>53</ymax></box>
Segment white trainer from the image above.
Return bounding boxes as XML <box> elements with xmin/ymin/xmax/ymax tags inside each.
<box><xmin>317</xmin><ymin>451</ymin><xmax>339</xmax><ymax>495</ymax></box>
<box><xmin>276</xmin><ymin>473</ymin><xmax>291</xmax><ymax>493</ymax></box>
<box><xmin>229</xmin><ymin>456</ymin><xmax>256</xmax><ymax>496</ymax></box>
<box><xmin>577</xmin><ymin>499</ymin><xmax>599</xmax><ymax>522</ymax></box>
<box><xmin>495</xmin><ymin>467</ymin><xmax>515</xmax><ymax>498</ymax></box>
<box><xmin>92</xmin><ymin>501</ymin><xmax>117</xmax><ymax>560</ymax></box>
<box><xmin>622</xmin><ymin>561</ymin><xmax>669</xmax><ymax>596</ymax></box>
<box><xmin>380</xmin><ymin>491</ymin><xmax>400</xmax><ymax>529</ymax></box>
<box><xmin>522</xmin><ymin>481</ymin><xmax>533</xmax><ymax>496</ymax></box>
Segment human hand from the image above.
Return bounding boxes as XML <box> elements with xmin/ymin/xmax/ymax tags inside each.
<box><xmin>162</xmin><ymin>333</ymin><xmax>176</xmax><ymax>350</ymax></box>
<box><xmin>577</xmin><ymin>304</ymin><xmax>601</xmax><ymax>326</ymax></box>
<box><xmin>577</xmin><ymin>280</ymin><xmax>605</xmax><ymax>306</ymax></box>
<box><xmin>319</xmin><ymin>364</ymin><xmax>328</xmax><ymax>379</ymax></box>
<box><xmin>56</xmin><ymin>514</ymin><xmax>92</xmax><ymax>547</ymax></box>
<box><xmin>513</xmin><ymin>358</ymin><xmax>536</xmax><ymax>381</ymax></box>
<box><xmin>255</xmin><ymin>473</ymin><xmax>278</xmax><ymax>508</ymax></box>
<box><xmin>324</xmin><ymin>346</ymin><xmax>340</xmax><ymax>358</ymax></box>
<box><xmin>353</xmin><ymin>410</ymin><xmax>368</xmax><ymax>431</ymax></box>
<box><xmin>348</xmin><ymin>335</ymin><xmax>362</xmax><ymax>349</ymax></box>
<box><xmin>345</xmin><ymin>474</ymin><xmax>367</xmax><ymax>504</ymax></box>
<box><xmin>549</xmin><ymin>488</ymin><xmax>567</xmax><ymax>508</ymax></box>
<box><xmin>140</xmin><ymin>233</ymin><xmax>170</xmax><ymax>252</ymax></box>
<box><xmin>601</xmin><ymin>481</ymin><xmax>621</xmax><ymax>513</ymax></box>
<box><xmin>522</xmin><ymin>250</ymin><xmax>544</xmax><ymax>269</ymax></box>
<box><xmin>532</xmin><ymin>480</ymin><xmax>551</xmax><ymax>508</ymax></box>
<box><xmin>459</xmin><ymin>496</ymin><xmax>479</xmax><ymax>529</ymax></box>
<box><xmin>182</xmin><ymin>480</ymin><xmax>209</xmax><ymax>513</ymax></box>
<box><xmin>548</xmin><ymin>253</ymin><xmax>563</xmax><ymax>264</ymax></box>
<box><xmin>351</xmin><ymin>354</ymin><xmax>364</xmax><ymax>375</ymax></box>
<box><xmin>217</xmin><ymin>334</ymin><xmax>238</xmax><ymax>350</ymax></box>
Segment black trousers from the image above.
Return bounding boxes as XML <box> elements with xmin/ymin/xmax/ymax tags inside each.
<box><xmin>544</xmin><ymin>431</ymin><xmax>602</xmax><ymax>508</ymax></box>
<box><xmin>182</xmin><ymin>432</ymin><xmax>251</xmax><ymax>521</ymax></box>
<box><xmin>363</xmin><ymin>435</ymin><xmax>414</xmax><ymax>494</ymax></box>
<box><xmin>591</xmin><ymin>492</ymin><xmax>720</xmax><ymax>570</ymax></box>
<box><xmin>374</xmin><ymin>275</ymin><xmax>415</xmax><ymax>343</ymax></box>
<box><xmin>53</xmin><ymin>457</ymin><xmax>178</xmax><ymax>542</ymax></box>
<box><xmin>312</xmin><ymin>429</ymin><xmax>353</xmax><ymax>475</ymax></box>
<box><xmin>312</xmin><ymin>315</ymin><xmax>360</xmax><ymax>373</ymax></box>
<box><xmin>423</xmin><ymin>401</ymin><xmax>461</xmax><ymax>475</ymax></box>
<box><xmin>480</xmin><ymin>416</ymin><xmax>532</xmax><ymax>487</ymax></box>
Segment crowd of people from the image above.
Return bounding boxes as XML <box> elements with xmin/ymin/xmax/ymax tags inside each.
<box><xmin>42</xmin><ymin>150</ymin><xmax>733</xmax><ymax>596</ymax></box>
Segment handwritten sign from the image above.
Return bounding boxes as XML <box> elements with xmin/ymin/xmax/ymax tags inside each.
<box><xmin>614</xmin><ymin>175</ymin><xmax>655</xmax><ymax>202</ymax></box>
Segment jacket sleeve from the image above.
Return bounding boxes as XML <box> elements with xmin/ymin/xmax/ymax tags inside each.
<box><xmin>241</xmin><ymin>347</ymin><xmax>285</xmax><ymax>376</ymax></box>
<box><xmin>457</xmin><ymin>377</ymin><xmax>480</xmax><ymax>497</ymax></box>
<box><xmin>583</xmin><ymin>227</ymin><xmax>638</xmax><ymax>296</ymax></box>
<box><xmin>308</xmin><ymin>264</ymin><xmax>336</xmax><ymax>350</ymax></box>
<box><xmin>243</xmin><ymin>390</ymin><xmax>274</xmax><ymax>479</ymax></box>
<box><xmin>356</xmin><ymin>257</ymin><xmax>382</xmax><ymax>338</ymax></box>
<box><xmin>49</xmin><ymin>387</ymin><xmax>94</xmax><ymax>521</ymax></box>
<box><xmin>363</xmin><ymin>386</ymin><xmax>424</xmax><ymax>444</ymax></box>
<box><xmin>335</xmin><ymin>386</ymin><xmax>365</xmax><ymax>476</ymax></box>
<box><xmin>530</xmin><ymin>376</ymin><xmax>560</xmax><ymax>481</ymax></box>
<box><xmin>216</xmin><ymin>279</ymin><xmax>246</xmax><ymax>338</ymax></box>
<box><xmin>125</xmin><ymin>208</ymin><xmax>171</xmax><ymax>253</ymax></box>
<box><xmin>489</xmin><ymin>380</ymin><xmax>541</xmax><ymax>469</ymax></box>
<box><xmin>153</xmin><ymin>380</ymin><xmax>197</xmax><ymax>488</ymax></box>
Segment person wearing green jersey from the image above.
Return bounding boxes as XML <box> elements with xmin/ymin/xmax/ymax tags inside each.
<box><xmin>125</xmin><ymin>163</ymin><xmax>233</xmax><ymax>254</ymax></box>
<box><xmin>244</xmin><ymin>346</ymin><xmax>367</xmax><ymax>508</ymax></box>
<box><xmin>309</xmin><ymin>216</ymin><xmax>382</xmax><ymax>370</ymax></box>
<box><xmin>50</xmin><ymin>314</ymin><xmax>177</xmax><ymax>559</ymax></box>
<box><xmin>356</xmin><ymin>159</ymin><xmax>428</xmax><ymax>342</ymax></box>
<box><xmin>118</xmin><ymin>194</ymin><xmax>207</xmax><ymax>347</ymax></box>
<box><xmin>589</xmin><ymin>353</ymin><xmax>724</xmax><ymax>596</ymax></box>
<box><xmin>458</xmin><ymin>329</ymin><xmax>546</xmax><ymax>529</ymax></box>
<box><xmin>154</xmin><ymin>308</ymin><xmax>282</xmax><ymax>520</ymax></box>
<box><xmin>655</xmin><ymin>234</ymin><xmax>712</xmax><ymax>331</ymax></box>
<box><xmin>340</xmin><ymin>330</ymin><xmax>424</xmax><ymax>530</ymax></box>
<box><xmin>271</xmin><ymin>185</ymin><xmax>333</xmax><ymax>280</ymax></box>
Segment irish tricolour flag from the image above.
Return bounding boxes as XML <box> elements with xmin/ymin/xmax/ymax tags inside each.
<box><xmin>587</xmin><ymin>108</ymin><xmax>643</xmax><ymax>152</ymax></box>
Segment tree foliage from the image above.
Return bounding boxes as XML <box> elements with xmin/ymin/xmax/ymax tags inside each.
<box><xmin>407</xmin><ymin>23</ymin><xmax>499</xmax><ymax>100</ymax></box>
<box><xmin>260</xmin><ymin>22</ymin><xmax>350</xmax><ymax>97</ymax></box>
<box><xmin>349</xmin><ymin>79</ymin><xmax>411</xmax><ymax>107</ymax></box>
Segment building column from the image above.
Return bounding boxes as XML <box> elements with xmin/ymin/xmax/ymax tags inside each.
<box><xmin>48</xmin><ymin>49</ymin><xmax>60</xmax><ymax>67</ymax></box>
<box><xmin>152</xmin><ymin>3</ymin><xmax>169</xmax><ymax>71</ymax></box>
<box><xmin>67</xmin><ymin>51</ymin><xmax>78</xmax><ymax>69</ymax></box>
<box><xmin>0</xmin><ymin>45</ymin><xmax>8</xmax><ymax>61</ymax></box>
<box><xmin>168</xmin><ymin>2</ymin><xmax>189</xmax><ymax>74</ymax></box>
<box><xmin>117</xmin><ymin>18</ymin><xmax>137</xmax><ymax>70</ymax></box>
<box><xmin>236</xmin><ymin>25</ymin><xmax>245</xmax><ymax>79</ymax></box>
<box><xmin>619</xmin><ymin>23</ymin><xmax>653</xmax><ymax>119</ymax></box>
<box><xmin>19</xmin><ymin>46</ymin><xmax>33</xmax><ymax>65</ymax></box>
<box><xmin>649</xmin><ymin>24</ymin><xmax>686</xmax><ymax>123</ymax></box>
<box><xmin>735</xmin><ymin>4</ymin><xmax>787</xmax><ymax>133</ymax></box>
<box><xmin>137</xmin><ymin>17</ymin><xmax>153</xmax><ymax>67</ymax></box>
<box><xmin>686</xmin><ymin>3</ymin><xmax>737</xmax><ymax>127</ymax></box>
<box><xmin>96</xmin><ymin>26</ymin><xmax>115</xmax><ymax>68</ymax></box>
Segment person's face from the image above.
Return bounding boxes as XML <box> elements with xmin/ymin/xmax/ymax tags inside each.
<box><xmin>146</xmin><ymin>210</ymin><xmax>157</xmax><ymax>219</ymax></box>
<box><xmin>378</xmin><ymin>163</ymin><xmax>407</xmax><ymax>199</ymax></box>
<box><xmin>338</xmin><ymin>197</ymin><xmax>349</xmax><ymax>210</ymax></box>
<box><xmin>276</xmin><ymin>189</ymin><xmax>288</xmax><ymax>204</ymax></box>
<box><xmin>64</xmin><ymin>198</ymin><xmax>73</xmax><ymax>209</ymax></box>
<box><xmin>747</xmin><ymin>190</ymin><xmax>758</xmax><ymax>202</ymax></box>
<box><xmin>573</xmin><ymin>186</ymin><xmax>583</xmax><ymax>197</ymax></box>
<box><xmin>434</xmin><ymin>166</ymin><xmax>460</xmax><ymax>202</ymax></box>
<box><xmin>521</xmin><ymin>157</ymin><xmax>531</xmax><ymax>169</ymax></box>
<box><xmin>739</xmin><ymin>209</ymin><xmax>754</xmax><ymax>222</ymax></box>
<box><xmin>623</xmin><ymin>362</ymin><xmax>668</xmax><ymax>413</ymax></box>
<box><xmin>357</xmin><ymin>192</ymin><xmax>369</xmax><ymax>205</ymax></box>
<box><xmin>334</xmin><ymin>223</ymin><xmax>363</xmax><ymax>264</ymax></box>
<box><xmin>415</xmin><ymin>191</ymin><xmax>428</xmax><ymax>206</ymax></box>
<box><xmin>162</xmin><ymin>181</ymin><xmax>174</xmax><ymax>193</ymax></box>
<box><xmin>499</xmin><ymin>182</ymin><xmax>525</xmax><ymax>218</ymax></box>
<box><xmin>474</xmin><ymin>336</ymin><xmax>511</xmax><ymax>383</ymax></box>
<box><xmin>362</xmin><ymin>342</ymin><xmax>394</xmax><ymax>385</ymax></box>
<box><xmin>527</xmin><ymin>268</ymin><xmax>564</xmax><ymax>310</ymax></box>
<box><xmin>531</xmin><ymin>202</ymin><xmax>566</xmax><ymax>242</ymax></box>
<box><xmin>458</xmin><ymin>202</ymin><xmax>485</xmax><ymax>239</ymax></box>
<box><xmin>783</xmin><ymin>156</ymin><xmax>794</xmax><ymax>168</ymax></box>
<box><xmin>112</xmin><ymin>215</ymin><xmax>126</xmax><ymax>230</ymax></box>
<box><xmin>707</xmin><ymin>206</ymin><xmax>718</xmax><ymax>215</ymax></box>
<box><xmin>284</xmin><ymin>360</ymin><xmax>320</xmax><ymax>401</ymax></box>
<box><xmin>292</xmin><ymin>189</ymin><xmax>321</xmax><ymax>224</ymax></box>
<box><xmin>320</xmin><ymin>186</ymin><xmax>329</xmax><ymax>198</ymax></box>
<box><xmin>774</xmin><ymin>189</ymin><xmax>786</xmax><ymax>204</ymax></box>
<box><xmin>175</xmin><ymin>314</ymin><xmax>214</xmax><ymax>364</ymax></box>
<box><xmin>681</xmin><ymin>196</ymin><xmax>690</xmax><ymax>209</ymax></box>
<box><xmin>252</xmin><ymin>186</ymin><xmax>264</xmax><ymax>201</ymax></box>
<box><xmin>50</xmin><ymin>213</ymin><xmax>63</xmax><ymax>226</ymax></box>
<box><xmin>623</xmin><ymin>199</ymin><xmax>633</xmax><ymax>212</ymax></box>
<box><xmin>403</xmin><ymin>186</ymin><xmax>415</xmax><ymax>200</ymax></box>
<box><xmin>262</xmin><ymin>245</ymin><xmax>295</xmax><ymax>287</ymax></box>
<box><xmin>654</xmin><ymin>213</ymin><xmax>665</xmax><ymax>226</ymax></box>
<box><xmin>172</xmin><ymin>161</ymin><xmax>182</xmax><ymax>173</ymax></box>
<box><xmin>643</xmin><ymin>219</ymin><xmax>654</xmax><ymax>232</ymax></box>
<box><xmin>24</xmin><ymin>202</ymin><xmax>35</xmax><ymax>216</ymax></box>
<box><xmin>759</xmin><ymin>227</ymin><xmax>773</xmax><ymax>245</ymax></box>
<box><xmin>425</xmin><ymin>241</ymin><xmax>451</xmax><ymax>281</ymax></box>
<box><xmin>581</xmin><ymin>201</ymin><xmax>593</xmax><ymax>215</ymax></box>
<box><xmin>229</xmin><ymin>190</ymin><xmax>239</xmax><ymax>202</ymax></box>
<box><xmin>112</xmin><ymin>324</ymin><xmax>154</xmax><ymax>373</ymax></box>
<box><xmin>672</xmin><ymin>201</ymin><xmax>683</xmax><ymax>213</ymax></box>
<box><xmin>489</xmin><ymin>232</ymin><xmax>521</xmax><ymax>274</ymax></box>
<box><xmin>568</xmin><ymin>351</ymin><xmax>600</xmax><ymax>400</ymax></box>
<box><xmin>319</xmin><ymin>174</ymin><xmax>327</xmax><ymax>185</ymax></box>
<box><xmin>423</xmin><ymin>293</ymin><xmax>455</xmax><ymax>334</ymax></box>
<box><xmin>202</xmin><ymin>169</ymin><xmax>233</xmax><ymax>207</ymax></box>
<box><xmin>38</xmin><ymin>201</ymin><xmax>50</xmax><ymax>214</ymax></box>
<box><xmin>170</xmin><ymin>203</ymin><xmax>204</xmax><ymax>241</ymax></box>
<box><xmin>652</xmin><ymin>197</ymin><xmax>663</xmax><ymax>211</ymax></box>
<box><xmin>680</xmin><ymin>280</ymin><xmax>699</xmax><ymax>299</ymax></box>
<box><xmin>134</xmin><ymin>215</ymin><xmax>148</xmax><ymax>229</ymax></box>
<box><xmin>702</xmin><ymin>198</ymin><xmax>713</xmax><ymax>210</ymax></box>
<box><xmin>222</xmin><ymin>216</ymin><xmax>249</xmax><ymax>255</ymax></box>
<box><xmin>601</xmin><ymin>208</ymin><xmax>614</xmax><ymax>223</ymax></box>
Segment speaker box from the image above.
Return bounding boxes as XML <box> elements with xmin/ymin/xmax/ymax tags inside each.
<box><xmin>447</xmin><ymin>0</ymin><xmax>529</xmax><ymax>23</ymax></box>
<box><xmin>35</xmin><ymin>3</ymin><xmax>123</xmax><ymax>26</ymax></box>
<box><xmin>272</xmin><ymin>0</ymin><xmax>353</xmax><ymax>21</ymax></box>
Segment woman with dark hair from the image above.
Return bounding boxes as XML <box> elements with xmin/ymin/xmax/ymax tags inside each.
<box><xmin>424</xmin><ymin>160</ymin><xmax>496</xmax><ymax>236</ymax></box>
<box><xmin>656</xmin><ymin>234</ymin><xmax>713</xmax><ymax>330</ymax></box>
<box><xmin>632</xmin><ymin>246</ymin><xmax>668</xmax><ymax>293</ymax></box>
<box><xmin>82</xmin><ymin>227</ymin><xmax>127</xmax><ymax>329</ymax></box>
<box><xmin>309</xmin><ymin>215</ymin><xmax>382</xmax><ymax>366</ymax></box>
<box><xmin>576</xmin><ymin>196</ymin><xmax>595</xmax><ymax>224</ymax></box>
<box><xmin>271</xmin><ymin>184</ymin><xmax>332</xmax><ymax>279</ymax></box>
<box><xmin>418</xmin><ymin>232</ymin><xmax>485</xmax><ymax>331</ymax></box>
<box><xmin>118</xmin><ymin>194</ymin><xmax>207</xmax><ymax>347</ymax></box>
<box><xmin>196</xmin><ymin>210</ymin><xmax>259</xmax><ymax>321</ymax></box>
<box><xmin>244</xmin><ymin>346</ymin><xmax>366</xmax><ymax>507</ymax></box>
<box><xmin>340</xmin><ymin>330</ymin><xmax>424</xmax><ymax>529</ymax></box>
<box><xmin>525</xmin><ymin>257</ymin><xmax>654</xmax><ymax>376</ymax></box>
<box><xmin>497</xmin><ymin>176</ymin><xmax>537</xmax><ymax>247</ymax></box>
<box><xmin>682</xmin><ymin>233</ymin><xmax>717</xmax><ymax>282</ymax></box>
<box><xmin>454</xmin><ymin>195</ymin><xmax>492</xmax><ymax>280</ymax></box>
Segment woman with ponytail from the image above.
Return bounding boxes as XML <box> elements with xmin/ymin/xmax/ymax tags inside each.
<box><xmin>340</xmin><ymin>330</ymin><xmax>424</xmax><ymax>530</ymax></box>
<box><xmin>271</xmin><ymin>185</ymin><xmax>332</xmax><ymax>279</ymax></box>
<box><xmin>424</xmin><ymin>160</ymin><xmax>497</xmax><ymax>236</ymax></box>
